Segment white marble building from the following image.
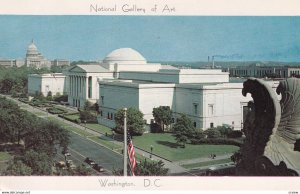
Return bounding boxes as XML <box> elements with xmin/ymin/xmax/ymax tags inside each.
<box><xmin>28</xmin><ymin>73</ymin><xmax>66</xmax><ymax>96</ymax></box>
<box><xmin>0</xmin><ymin>40</ymin><xmax>70</xmax><ymax>68</ymax></box>
<box><xmin>29</xmin><ymin>47</ymin><xmax>264</xmax><ymax>130</ymax></box>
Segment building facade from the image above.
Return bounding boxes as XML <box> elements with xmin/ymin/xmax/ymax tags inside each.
<box><xmin>0</xmin><ymin>40</ymin><xmax>70</xmax><ymax>69</ymax></box>
<box><xmin>223</xmin><ymin>63</ymin><xmax>300</xmax><ymax>78</ymax></box>
<box><xmin>29</xmin><ymin>47</ymin><xmax>280</xmax><ymax>130</ymax></box>
<box><xmin>28</xmin><ymin>73</ymin><xmax>66</xmax><ymax>97</ymax></box>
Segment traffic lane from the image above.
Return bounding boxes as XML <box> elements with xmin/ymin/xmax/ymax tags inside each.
<box><xmin>68</xmin><ymin>132</ymin><xmax>123</xmax><ymax>173</ymax></box>
<box><xmin>55</xmin><ymin>147</ymin><xmax>104</xmax><ymax>176</ymax></box>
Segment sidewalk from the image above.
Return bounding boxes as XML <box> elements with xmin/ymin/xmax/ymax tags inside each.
<box><xmin>173</xmin><ymin>153</ymin><xmax>233</xmax><ymax>165</ymax></box>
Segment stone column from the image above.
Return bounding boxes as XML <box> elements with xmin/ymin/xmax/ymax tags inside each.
<box><xmin>70</xmin><ymin>75</ymin><xmax>73</xmax><ymax>96</ymax></box>
<box><xmin>76</xmin><ymin>76</ymin><xmax>79</xmax><ymax>97</ymax></box>
<box><xmin>86</xmin><ymin>76</ymin><xmax>89</xmax><ymax>99</ymax></box>
<box><xmin>82</xmin><ymin>76</ymin><xmax>85</xmax><ymax>99</ymax></box>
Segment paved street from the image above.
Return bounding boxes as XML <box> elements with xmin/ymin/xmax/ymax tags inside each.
<box><xmin>67</xmin><ymin>132</ymin><xmax>123</xmax><ymax>173</ymax></box>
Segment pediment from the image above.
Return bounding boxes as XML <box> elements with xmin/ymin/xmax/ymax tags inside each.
<box><xmin>68</xmin><ymin>66</ymin><xmax>86</xmax><ymax>73</ymax></box>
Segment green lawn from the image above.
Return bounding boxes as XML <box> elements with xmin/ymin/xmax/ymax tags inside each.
<box><xmin>34</xmin><ymin>111</ymin><xmax>47</xmax><ymax>116</ymax></box>
<box><xmin>133</xmin><ymin>133</ymin><xmax>239</xmax><ymax>162</ymax></box>
<box><xmin>181</xmin><ymin>158</ymin><xmax>232</xmax><ymax>169</ymax></box>
<box><xmin>88</xmin><ymin>136</ymin><xmax>121</xmax><ymax>151</ymax></box>
<box><xmin>0</xmin><ymin>152</ymin><xmax>11</xmax><ymax>161</ymax></box>
<box><xmin>64</xmin><ymin>126</ymin><xmax>94</xmax><ymax>137</ymax></box>
<box><xmin>64</xmin><ymin>113</ymin><xmax>80</xmax><ymax>121</ymax></box>
<box><xmin>54</xmin><ymin>106</ymin><xmax>77</xmax><ymax>114</ymax></box>
<box><xmin>85</xmin><ymin>123</ymin><xmax>113</xmax><ymax>135</ymax></box>
<box><xmin>47</xmin><ymin>117</ymin><xmax>69</xmax><ymax>127</ymax></box>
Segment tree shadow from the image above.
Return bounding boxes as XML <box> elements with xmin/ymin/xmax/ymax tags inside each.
<box><xmin>156</xmin><ymin>140</ymin><xmax>180</xmax><ymax>148</ymax></box>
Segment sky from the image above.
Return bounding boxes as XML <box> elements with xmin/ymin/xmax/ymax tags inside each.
<box><xmin>0</xmin><ymin>16</ymin><xmax>300</xmax><ymax>62</ymax></box>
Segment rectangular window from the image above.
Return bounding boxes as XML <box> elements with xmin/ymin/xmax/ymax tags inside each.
<box><xmin>193</xmin><ymin>122</ymin><xmax>197</xmax><ymax>128</ymax></box>
<box><xmin>208</xmin><ymin>104</ymin><xmax>214</xmax><ymax>116</ymax></box>
<box><xmin>210</xmin><ymin>122</ymin><xmax>214</xmax><ymax>128</ymax></box>
<box><xmin>193</xmin><ymin>103</ymin><xmax>199</xmax><ymax>115</ymax></box>
<box><xmin>101</xmin><ymin>96</ymin><xmax>104</xmax><ymax>105</ymax></box>
<box><xmin>171</xmin><ymin>118</ymin><xmax>175</xmax><ymax>123</ymax></box>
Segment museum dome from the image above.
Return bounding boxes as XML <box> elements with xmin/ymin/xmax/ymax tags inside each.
<box><xmin>103</xmin><ymin>48</ymin><xmax>147</xmax><ymax>64</ymax></box>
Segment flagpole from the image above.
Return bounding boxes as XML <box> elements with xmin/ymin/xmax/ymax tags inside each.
<box><xmin>123</xmin><ymin>108</ymin><xmax>127</xmax><ymax>177</ymax></box>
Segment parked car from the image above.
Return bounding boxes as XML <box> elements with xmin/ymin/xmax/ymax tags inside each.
<box><xmin>84</xmin><ymin>157</ymin><xmax>96</xmax><ymax>166</ymax></box>
<box><xmin>66</xmin><ymin>160</ymin><xmax>76</xmax><ymax>169</ymax></box>
<box><xmin>56</xmin><ymin>161</ymin><xmax>66</xmax><ymax>169</ymax></box>
<box><xmin>93</xmin><ymin>164</ymin><xmax>104</xmax><ymax>172</ymax></box>
<box><xmin>62</xmin><ymin>150</ymin><xmax>71</xmax><ymax>156</ymax></box>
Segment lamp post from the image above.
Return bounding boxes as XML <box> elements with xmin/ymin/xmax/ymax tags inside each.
<box><xmin>150</xmin><ymin>145</ymin><xmax>153</xmax><ymax>159</ymax></box>
<box><xmin>123</xmin><ymin>108</ymin><xmax>127</xmax><ymax>177</ymax></box>
<box><xmin>112</xmin><ymin>131</ymin><xmax>115</xmax><ymax>150</ymax></box>
<box><xmin>84</xmin><ymin>120</ymin><xmax>87</xmax><ymax>136</ymax></box>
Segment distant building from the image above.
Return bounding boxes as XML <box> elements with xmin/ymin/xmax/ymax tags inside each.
<box><xmin>51</xmin><ymin>59</ymin><xmax>70</xmax><ymax>67</ymax></box>
<box><xmin>0</xmin><ymin>59</ymin><xmax>14</xmax><ymax>68</ymax></box>
<box><xmin>223</xmin><ymin>63</ymin><xmax>300</xmax><ymax>78</ymax></box>
<box><xmin>0</xmin><ymin>40</ymin><xmax>70</xmax><ymax>69</ymax></box>
<box><xmin>25</xmin><ymin>40</ymin><xmax>52</xmax><ymax>68</ymax></box>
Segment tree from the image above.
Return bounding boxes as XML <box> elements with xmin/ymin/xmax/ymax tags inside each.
<box><xmin>80</xmin><ymin>110</ymin><xmax>97</xmax><ymax>123</ymax></box>
<box><xmin>22</xmin><ymin>150</ymin><xmax>52</xmax><ymax>175</ymax></box>
<box><xmin>135</xmin><ymin>160</ymin><xmax>169</xmax><ymax>176</ymax></box>
<box><xmin>112</xmin><ymin>160</ymin><xmax>169</xmax><ymax>176</ymax></box>
<box><xmin>152</xmin><ymin>106</ymin><xmax>172</xmax><ymax>132</ymax></box>
<box><xmin>173</xmin><ymin>114</ymin><xmax>195</xmax><ymax>147</ymax></box>
<box><xmin>23</xmin><ymin>119</ymin><xmax>70</xmax><ymax>155</ymax></box>
<box><xmin>73</xmin><ymin>164</ymin><xmax>93</xmax><ymax>176</ymax></box>
<box><xmin>5</xmin><ymin>160</ymin><xmax>32</xmax><ymax>175</ymax></box>
<box><xmin>114</xmin><ymin>107</ymin><xmax>145</xmax><ymax>136</ymax></box>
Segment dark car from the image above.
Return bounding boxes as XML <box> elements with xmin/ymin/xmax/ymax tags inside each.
<box><xmin>84</xmin><ymin>157</ymin><xmax>96</xmax><ymax>166</ymax></box>
<box><xmin>62</xmin><ymin>150</ymin><xmax>71</xmax><ymax>156</ymax></box>
<box><xmin>93</xmin><ymin>164</ymin><xmax>104</xmax><ymax>172</ymax></box>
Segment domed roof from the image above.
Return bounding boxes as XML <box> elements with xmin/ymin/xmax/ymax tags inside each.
<box><xmin>26</xmin><ymin>40</ymin><xmax>39</xmax><ymax>55</ymax></box>
<box><xmin>103</xmin><ymin>48</ymin><xmax>146</xmax><ymax>64</ymax></box>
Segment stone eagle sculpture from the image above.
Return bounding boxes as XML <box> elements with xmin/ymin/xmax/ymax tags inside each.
<box><xmin>239</xmin><ymin>78</ymin><xmax>300</xmax><ymax>176</ymax></box>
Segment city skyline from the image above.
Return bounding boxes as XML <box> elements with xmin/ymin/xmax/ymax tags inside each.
<box><xmin>0</xmin><ymin>16</ymin><xmax>300</xmax><ymax>62</ymax></box>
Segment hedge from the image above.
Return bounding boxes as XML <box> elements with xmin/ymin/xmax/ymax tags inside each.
<box><xmin>190</xmin><ymin>138</ymin><xmax>243</xmax><ymax>147</ymax></box>
<box><xmin>18</xmin><ymin>98</ymin><xmax>29</xmax><ymax>104</ymax></box>
<box><xmin>46</xmin><ymin>107</ymin><xmax>68</xmax><ymax>114</ymax></box>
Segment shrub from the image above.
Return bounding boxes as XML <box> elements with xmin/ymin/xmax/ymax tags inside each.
<box><xmin>190</xmin><ymin>138</ymin><xmax>243</xmax><ymax>147</ymax></box>
<box><xmin>75</xmin><ymin>118</ymin><xmax>81</xmax><ymax>124</ymax></box>
<box><xmin>46</xmin><ymin>107</ymin><xmax>68</xmax><ymax>114</ymax></box>
<box><xmin>53</xmin><ymin>95</ymin><xmax>68</xmax><ymax>103</ymax></box>
<box><xmin>193</xmin><ymin>130</ymin><xmax>206</xmax><ymax>139</ymax></box>
<box><xmin>228</xmin><ymin>130</ymin><xmax>243</xmax><ymax>138</ymax></box>
<box><xmin>18</xmin><ymin>98</ymin><xmax>29</xmax><ymax>104</ymax></box>
<box><xmin>150</xmin><ymin>123</ymin><xmax>163</xmax><ymax>133</ymax></box>
<box><xmin>204</xmin><ymin>128</ymin><xmax>222</xmax><ymax>138</ymax></box>
<box><xmin>216</xmin><ymin>126</ymin><xmax>233</xmax><ymax>137</ymax></box>
<box><xmin>79</xmin><ymin>110</ymin><xmax>97</xmax><ymax>123</ymax></box>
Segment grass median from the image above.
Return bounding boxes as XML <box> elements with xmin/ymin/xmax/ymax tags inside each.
<box><xmin>133</xmin><ymin>133</ymin><xmax>239</xmax><ymax>162</ymax></box>
<box><xmin>84</xmin><ymin>123</ymin><xmax>113</xmax><ymax>135</ymax></box>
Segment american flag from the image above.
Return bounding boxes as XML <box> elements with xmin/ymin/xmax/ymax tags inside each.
<box><xmin>127</xmin><ymin>132</ymin><xmax>137</xmax><ymax>176</ymax></box>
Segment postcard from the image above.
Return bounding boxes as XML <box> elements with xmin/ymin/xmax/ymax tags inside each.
<box><xmin>0</xmin><ymin>0</ymin><xmax>300</xmax><ymax>193</ymax></box>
